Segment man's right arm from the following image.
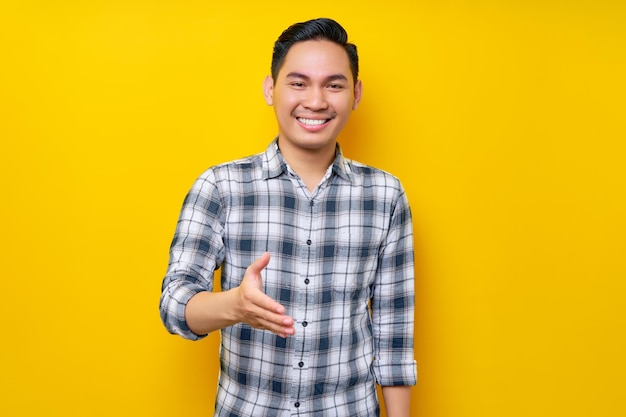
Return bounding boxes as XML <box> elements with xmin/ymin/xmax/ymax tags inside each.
<box><xmin>160</xmin><ymin>173</ymin><xmax>294</xmax><ymax>339</ymax></box>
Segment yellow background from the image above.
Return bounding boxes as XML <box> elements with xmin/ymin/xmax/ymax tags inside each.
<box><xmin>1</xmin><ymin>1</ymin><xmax>625</xmax><ymax>416</ymax></box>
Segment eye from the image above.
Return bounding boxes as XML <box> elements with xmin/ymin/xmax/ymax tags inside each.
<box><xmin>328</xmin><ymin>83</ymin><xmax>345</xmax><ymax>90</ymax></box>
<box><xmin>290</xmin><ymin>82</ymin><xmax>306</xmax><ymax>88</ymax></box>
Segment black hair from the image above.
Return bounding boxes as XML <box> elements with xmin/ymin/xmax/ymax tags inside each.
<box><xmin>271</xmin><ymin>18</ymin><xmax>359</xmax><ymax>83</ymax></box>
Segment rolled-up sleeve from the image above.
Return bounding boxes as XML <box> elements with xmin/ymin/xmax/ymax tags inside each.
<box><xmin>159</xmin><ymin>170</ymin><xmax>225</xmax><ymax>340</ymax></box>
<box><xmin>372</xmin><ymin>187</ymin><xmax>417</xmax><ymax>386</ymax></box>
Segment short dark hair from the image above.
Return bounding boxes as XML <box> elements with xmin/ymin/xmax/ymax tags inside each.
<box><xmin>271</xmin><ymin>18</ymin><xmax>359</xmax><ymax>83</ymax></box>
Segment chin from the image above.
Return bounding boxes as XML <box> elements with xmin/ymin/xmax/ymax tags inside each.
<box><xmin>298</xmin><ymin>137</ymin><xmax>336</xmax><ymax>150</ymax></box>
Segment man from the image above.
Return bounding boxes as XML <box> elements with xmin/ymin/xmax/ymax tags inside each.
<box><xmin>160</xmin><ymin>18</ymin><xmax>416</xmax><ymax>417</ymax></box>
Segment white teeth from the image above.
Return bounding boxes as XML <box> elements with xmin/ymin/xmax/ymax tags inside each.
<box><xmin>298</xmin><ymin>118</ymin><xmax>327</xmax><ymax>126</ymax></box>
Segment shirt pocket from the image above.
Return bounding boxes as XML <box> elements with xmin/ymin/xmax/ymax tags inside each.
<box><xmin>329</xmin><ymin>226</ymin><xmax>381</xmax><ymax>293</ymax></box>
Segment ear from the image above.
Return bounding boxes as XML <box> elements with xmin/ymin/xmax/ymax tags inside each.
<box><xmin>352</xmin><ymin>79</ymin><xmax>363</xmax><ymax>110</ymax></box>
<box><xmin>263</xmin><ymin>75</ymin><xmax>274</xmax><ymax>105</ymax></box>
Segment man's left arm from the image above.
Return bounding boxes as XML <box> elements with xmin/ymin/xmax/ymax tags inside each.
<box><xmin>372</xmin><ymin>184</ymin><xmax>417</xmax><ymax>414</ymax></box>
<box><xmin>382</xmin><ymin>386</ymin><xmax>412</xmax><ymax>417</ymax></box>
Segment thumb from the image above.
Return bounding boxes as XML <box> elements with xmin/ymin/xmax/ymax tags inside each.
<box><xmin>246</xmin><ymin>252</ymin><xmax>271</xmax><ymax>287</ymax></box>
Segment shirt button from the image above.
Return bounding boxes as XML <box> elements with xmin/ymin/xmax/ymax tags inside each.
<box><xmin>306</xmin><ymin>239</ymin><xmax>312</xmax><ymax>245</ymax></box>
<box><xmin>298</xmin><ymin>361</ymin><xmax>304</xmax><ymax>368</ymax></box>
<box><xmin>302</xmin><ymin>321</ymin><xmax>308</xmax><ymax>327</ymax></box>
<box><xmin>309</xmin><ymin>200</ymin><xmax>314</xmax><ymax>207</ymax></box>
<box><xmin>304</xmin><ymin>278</ymin><xmax>310</xmax><ymax>285</ymax></box>
<box><xmin>295</xmin><ymin>402</ymin><xmax>300</xmax><ymax>408</ymax></box>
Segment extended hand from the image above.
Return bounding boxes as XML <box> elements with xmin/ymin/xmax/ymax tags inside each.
<box><xmin>235</xmin><ymin>252</ymin><xmax>295</xmax><ymax>338</ymax></box>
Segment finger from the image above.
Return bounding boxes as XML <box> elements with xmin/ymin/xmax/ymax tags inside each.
<box><xmin>246</xmin><ymin>252</ymin><xmax>270</xmax><ymax>281</ymax></box>
<box><xmin>243</xmin><ymin>253</ymin><xmax>287</xmax><ymax>314</ymax></box>
<box><xmin>244</xmin><ymin>299</ymin><xmax>294</xmax><ymax>330</ymax></box>
<box><xmin>247</xmin><ymin>289</ymin><xmax>287</xmax><ymax>316</ymax></box>
<box><xmin>256</xmin><ymin>313</ymin><xmax>295</xmax><ymax>337</ymax></box>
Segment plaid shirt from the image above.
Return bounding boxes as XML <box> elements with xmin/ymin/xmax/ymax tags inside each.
<box><xmin>160</xmin><ymin>140</ymin><xmax>417</xmax><ymax>416</ymax></box>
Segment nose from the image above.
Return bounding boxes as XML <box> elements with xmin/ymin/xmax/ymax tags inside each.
<box><xmin>303</xmin><ymin>86</ymin><xmax>328</xmax><ymax>111</ymax></box>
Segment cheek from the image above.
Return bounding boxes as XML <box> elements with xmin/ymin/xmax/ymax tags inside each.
<box><xmin>274</xmin><ymin>95</ymin><xmax>299</xmax><ymax>114</ymax></box>
<box><xmin>332</xmin><ymin>97</ymin><xmax>354</xmax><ymax>115</ymax></box>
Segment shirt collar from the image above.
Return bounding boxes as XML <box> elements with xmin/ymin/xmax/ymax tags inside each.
<box><xmin>262</xmin><ymin>138</ymin><xmax>353</xmax><ymax>182</ymax></box>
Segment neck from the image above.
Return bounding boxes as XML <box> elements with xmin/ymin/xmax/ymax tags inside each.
<box><xmin>278</xmin><ymin>140</ymin><xmax>336</xmax><ymax>191</ymax></box>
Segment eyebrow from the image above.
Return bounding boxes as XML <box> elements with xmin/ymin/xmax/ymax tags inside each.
<box><xmin>285</xmin><ymin>72</ymin><xmax>349</xmax><ymax>82</ymax></box>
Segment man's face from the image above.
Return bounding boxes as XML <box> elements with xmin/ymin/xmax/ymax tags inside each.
<box><xmin>263</xmin><ymin>40</ymin><xmax>362</xmax><ymax>154</ymax></box>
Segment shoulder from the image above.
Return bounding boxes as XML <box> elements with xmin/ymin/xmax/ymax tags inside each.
<box><xmin>195</xmin><ymin>152</ymin><xmax>264</xmax><ymax>185</ymax></box>
<box><xmin>345</xmin><ymin>158</ymin><xmax>405</xmax><ymax>194</ymax></box>
<box><xmin>181</xmin><ymin>152</ymin><xmax>265</xmax><ymax>205</ymax></box>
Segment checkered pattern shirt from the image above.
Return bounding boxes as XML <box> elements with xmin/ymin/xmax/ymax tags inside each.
<box><xmin>160</xmin><ymin>140</ymin><xmax>417</xmax><ymax>416</ymax></box>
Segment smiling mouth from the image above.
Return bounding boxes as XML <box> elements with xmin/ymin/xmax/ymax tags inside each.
<box><xmin>297</xmin><ymin>117</ymin><xmax>331</xmax><ymax>126</ymax></box>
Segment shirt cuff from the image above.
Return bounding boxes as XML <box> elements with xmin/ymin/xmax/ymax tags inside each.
<box><xmin>373</xmin><ymin>359</ymin><xmax>418</xmax><ymax>386</ymax></box>
<box><xmin>160</xmin><ymin>281</ymin><xmax>209</xmax><ymax>341</ymax></box>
